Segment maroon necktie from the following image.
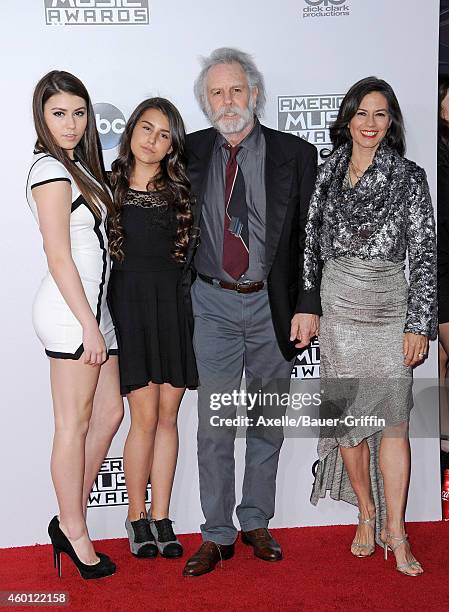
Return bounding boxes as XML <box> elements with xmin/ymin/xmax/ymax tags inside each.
<box><xmin>222</xmin><ymin>144</ymin><xmax>249</xmax><ymax>280</ymax></box>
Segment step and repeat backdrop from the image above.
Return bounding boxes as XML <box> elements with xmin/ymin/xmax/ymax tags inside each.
<box><xmin>0</xmin><ymin>0</ymin><xmax>441</xmax><ymax>547</ymax></box>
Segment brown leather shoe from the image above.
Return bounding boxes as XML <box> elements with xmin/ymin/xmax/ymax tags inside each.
<box><xmin>241</xmin><ymin>528</ymin><xmax>283</xmax><ymax>561</ymax></box>
<box><xmin>182</xmin><ymin>541</ymin><xmax>235</xmax><ymax>577</ymax></box>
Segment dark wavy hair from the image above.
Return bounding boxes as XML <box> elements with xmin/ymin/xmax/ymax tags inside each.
<box><xmin>330</xmin><ymin>76</ymin><xmax>405</xmax><ymax>156</ymax></box>
<box><xmin>109</xmin><ymin>98</ymin><xmax>193</xmax><ymax>263</ymax></box>
<box><xmin>439</xmin><ymin>74</ymin><xmax>449</xmax><ymax>149</ymax></box>
<box><xmin>32</xmin><ymin>70</ymin><xmax>113</xmax><ymax>216</ymax></box>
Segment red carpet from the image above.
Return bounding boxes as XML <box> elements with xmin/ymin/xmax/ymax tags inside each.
<box><xmin>1</xmin><ymin>523</ymin><xmax>448</xmax><ymax>611</ymax></box>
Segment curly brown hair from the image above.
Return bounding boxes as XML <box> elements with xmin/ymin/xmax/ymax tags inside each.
<box><xmin>108</xmin><ymin>98</ymin><xmax>194</xmax><ymax>263</ymax></box>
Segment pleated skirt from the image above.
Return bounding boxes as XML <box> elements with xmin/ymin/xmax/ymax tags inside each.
<box><xmin>108</xmin><ymin>268</ymin><xmax>198</xmax><ymax>395</ymax></box>
<box><xmin>310</xmin><ymin>257</ymin><xmax>413</xmax><ymax>545</ymax></box>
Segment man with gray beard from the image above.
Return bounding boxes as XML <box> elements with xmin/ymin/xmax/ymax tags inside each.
<box><xmin>183</xmin><ymin>48</ymin><xmax>320</xmax><ymax>576</ymax></box>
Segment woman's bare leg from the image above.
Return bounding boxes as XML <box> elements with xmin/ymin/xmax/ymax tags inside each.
<box><xmin>82</xmin><ymin>356</ymin><xmax>124</xmax><ymax>513</ymax></box>
<box><xmin>339</xmin><ymin>440</ymin><xmax>376</xmax><ymax>555</ymax></box>
<box><xmin>124</xmin><ymin>384</ymin><xmax>159</xmax><ymax>521</ymax></box>
<box><xmin>150</xmin><ymin>384</ymin><xmax>185</xmax><ymax>520</ymax></box>
<box><xmin>379</xmin><ymin>422</ymin><xmax>423</xmax><ymax>574</ymax></box>
<box><xmin>50</xmin><ymin>357</ymin><xmax>100</xmax><ymax>565</ymax></box>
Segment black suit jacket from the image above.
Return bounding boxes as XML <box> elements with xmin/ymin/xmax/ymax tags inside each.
<box><xmin>185</xmin><ymin>124</ymin><xmax>321</xmax><ymax>361</ymax></box>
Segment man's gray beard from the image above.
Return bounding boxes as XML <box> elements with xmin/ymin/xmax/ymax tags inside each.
<box><xmin>206</xmin><ymin>98</ymin><xmax>255</xmax><ymax>135</ymax></box>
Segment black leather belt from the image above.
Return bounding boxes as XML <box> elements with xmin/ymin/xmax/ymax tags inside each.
<box><xmin>198</xmin><ymin>273</ymin><xmax>265</xmax><ymax>294</ymax></box>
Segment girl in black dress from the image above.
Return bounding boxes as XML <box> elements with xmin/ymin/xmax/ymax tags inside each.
<box><xmin>108</xmin><ymin>98</ymin><xmax>197</xmax><ymax>559</ymax></box>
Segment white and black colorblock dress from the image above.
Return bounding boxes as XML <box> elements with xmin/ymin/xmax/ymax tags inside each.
<box><xmin>26</xmin><ymin>152</ymin><xmax>118</xmax><ymax>359</ymax></box>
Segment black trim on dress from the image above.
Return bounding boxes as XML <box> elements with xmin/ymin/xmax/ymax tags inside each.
<box><xmin>46</xmin><ymin>343</ymin><xmax>84</xmax><ymax>360</ymax></box>
<box><xmin>45</xmin><ymin>345</ymin><xmax>119</xmax><ymax>360</ymax></box>
<box><xmin>26</xmin><ymin>153</ymin><xmax>51</xmax><ymax>206</ymax></box>
<box><xmin>75</xmin><ymin>199</ymin><xmax>109</xmax><ymax>332</ymax></box>
<box><xmin>31</xmin><ymin>177</ymin><xmax>71</xmax><ymax>190</ymax></box>
<box><xmin>71</xmin><ymin>195</ymin><xmax>84</xmax><ymax>213</ymax></box>
<box><xmin>85</xmin><ymin>203</ymin><xmax>107</xmax><ymax>325</ymax></box>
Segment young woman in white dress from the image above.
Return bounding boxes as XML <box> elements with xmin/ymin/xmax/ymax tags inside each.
<box><xmin>26</xmin><ymin>71</ymin><xmax>123</xmax><ymax>579</ymax></box>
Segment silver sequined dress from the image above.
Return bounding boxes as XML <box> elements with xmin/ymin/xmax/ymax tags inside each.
<box><xmin>303</xmin><ymin>144</ymin><xmax>437</xmax><ymax>545</ymax></box>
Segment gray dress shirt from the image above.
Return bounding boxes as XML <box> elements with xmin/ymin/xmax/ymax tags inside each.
<box><xmin>194</xmin><ymin>118</ymin><xmax>267</xmax><ymax>282</ymax></box>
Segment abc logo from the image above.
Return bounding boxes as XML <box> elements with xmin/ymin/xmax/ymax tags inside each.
<box><xmin>305</xmin><ymin>0</ymin><xmax>345</xmax><ymax>5</ymax></box>
<box><xmin>93</xmin><ymin>103</ymin><xmax>126</xmax><ymax>150</ymax></box>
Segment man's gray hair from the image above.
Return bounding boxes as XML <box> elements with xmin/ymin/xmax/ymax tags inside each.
<box><xmin>194</xmin><ymin>47</ymin><xmax>266</xmax><ymax>117</ymax></box>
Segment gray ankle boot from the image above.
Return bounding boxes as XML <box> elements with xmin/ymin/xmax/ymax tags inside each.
<box><xmin>149</xmin><ymin>518</ymin><xmax>183</xmax><ymax>558</ymax></box>
<box><xmin>125</xmin><ymin>513</ymin><xmax>158</xmax><ymax>558</ymax></box>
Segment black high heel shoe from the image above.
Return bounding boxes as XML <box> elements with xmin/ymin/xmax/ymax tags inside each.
<box><xmin>48</xmin><ymin>516</ymin><xmax>116</xmax><ymax>579</ymax></box>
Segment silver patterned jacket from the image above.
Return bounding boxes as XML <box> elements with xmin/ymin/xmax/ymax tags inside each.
<box><xmin>302</xmin><ymin>141</ymin><xmax>437</xmax><ymax>338</ymax></box>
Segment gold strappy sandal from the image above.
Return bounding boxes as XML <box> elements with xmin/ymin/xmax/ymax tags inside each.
<box><xmin>382</xmin><ymin>532</ymin><xmax>423</xmax><ymax>576</ymax></box>
<box><xmin>351</xmin><ymin>513</ymin><xmax>376</xmax><ymax>558</ymax></box>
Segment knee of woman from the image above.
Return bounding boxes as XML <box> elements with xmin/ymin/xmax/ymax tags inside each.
<box><xmin>110</xmin><ymin>400</ymin><xmax>125</xmax><ymax>429</ymax></box>
<box><xmin>157</xmin><ymin>413</ymin><xmax>178</xmax><ymax>430</ymax></box>
<box><xmin>90</xmin><ymin>398</ymin><xmax>124</xmax><ymax>431</ymax></box>
<box><xmin>54</xmin><ymin>416</ymin><xmax>90</xmax><ymax>437</ymax></box>
<box><xmin>383</xmin><ymin>421</ymin><xmax>409</xmax><ymax>439</ymax></box>
<box><xmin>131</xmin><ymin>415</ymin><xmax>159</xmax><ymax>435</ymax></box>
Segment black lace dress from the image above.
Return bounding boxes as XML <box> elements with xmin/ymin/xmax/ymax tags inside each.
<box><xmin>108</xmin><ymin>188</ymin><xmax>198</xmax><ymax>395</ymax></box>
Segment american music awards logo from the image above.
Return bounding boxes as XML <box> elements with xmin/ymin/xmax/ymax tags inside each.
<box><xmin>44</xmin><ymin>0</ymin><xmax>150</xmax><ymax>25</ymax></box>
<box><xmin>278</xmin><ymin>93</ymin><xmax>343</xmax><ymax>161</ymax></box>
<box><xmin>292</xmin><ymin>337</ymin><xmax>320</xmax><ymax>379</ymax></box>
<box><xmin>88</xmin><ymin>457</ymin><xmax>151</xmax><ymax>507</ymax></box>
<box><xmin>302</xmin><ymin>0</ymin><xmax>351</xmax><ymax>18</ymax></box>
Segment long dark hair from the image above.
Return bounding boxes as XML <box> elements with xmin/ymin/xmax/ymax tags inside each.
<box><xmin>32</xmin><ymin>70</ymin><xmax>113</xmax><ymax>217</ymax></box>
<box><xmin>330</xmin><ymin>76</ymin><xmax>406</xmax><ymax>156</ymax></box>
<box><xmin>109</xmin><ymin>97</ymin><xmax>194</xmax><ymax>263</ymax></box>
<box><xmin>439</xmin><ymin>74</ymin><xmax>449</xmax><ymax>149</ymax></box>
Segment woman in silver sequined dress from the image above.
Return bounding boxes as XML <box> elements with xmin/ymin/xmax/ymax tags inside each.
<box><xmin>304</xmin><ymin>77</ymin><xmax>436</xmax><ymax>576</ymax></box>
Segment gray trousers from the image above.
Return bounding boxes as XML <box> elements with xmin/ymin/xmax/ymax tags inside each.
<box><xmin>191</xmin><ymin>278</ymin><xmax>295</xmax><ymax>545</ymax></box>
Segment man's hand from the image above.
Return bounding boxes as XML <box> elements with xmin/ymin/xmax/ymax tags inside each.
<box><xmin>290</xmin><ymin>313</ymin><xmax>320</xmax><ymax>349</ymax></box>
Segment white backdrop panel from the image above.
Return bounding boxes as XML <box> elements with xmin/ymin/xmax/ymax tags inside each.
<box><xmin>0</xmin><ymin>0</ymin><xmax>441</xmax><ymax>547</ymax></box>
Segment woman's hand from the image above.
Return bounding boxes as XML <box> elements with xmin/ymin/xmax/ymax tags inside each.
<box><xmin>83</xmin><ymin>321</ymin><xmax>107</xmax><ymax>366</ymax></box>
<box><xmin>403</xmin><ymin>332</ymin><xmax>429</xmax><ymax>367</ymax></box>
